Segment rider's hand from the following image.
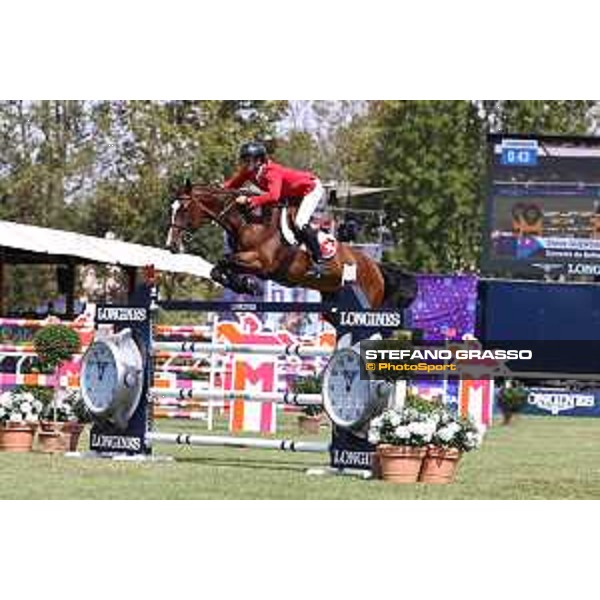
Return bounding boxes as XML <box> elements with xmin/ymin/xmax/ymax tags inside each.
<box><xmin>235</xmin><ymin>195</ymin><xmax>249</xmax><ymax>206</ymax></box>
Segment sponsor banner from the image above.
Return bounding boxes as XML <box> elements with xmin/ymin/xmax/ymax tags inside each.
<box><xmin>96</xmin><ymin>306</ymin><xmax>148</xmax><ymax>323</ymax></box>
<box><xmin>338</xmin><ymin>310</ymin><xmax>403</xmax><ymax>328</ymax></box>
<box><xmin>522</xmin><ymin>387</ymin><xmax>600</xmax><ymax>417</ymax></box>
<box><xmin>90</xmin><ymin>433</ymin><xmax>144</xmax><ymax>452</ymax></box>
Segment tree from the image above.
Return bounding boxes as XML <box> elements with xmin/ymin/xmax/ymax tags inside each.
<box><xmin>332</xmin><ymin>100</ymin><xmax>596</xmax><ymax>273</ymax></box>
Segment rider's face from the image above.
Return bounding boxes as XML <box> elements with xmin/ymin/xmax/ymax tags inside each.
<box><xmin>241</xmin><ymin>157</ymin><xmax>262</xmax><ymax>173</ymax></box>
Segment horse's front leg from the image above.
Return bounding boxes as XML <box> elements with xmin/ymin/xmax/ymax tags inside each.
<box><xmin>228</xmin><ymin>251</ymin><xmax>266</xmax><ymax>295</ymax></box>
<box><xmin>210</xmin><ymin>255</ymin><xmax>262</xmax><ymax>296</ymax></box>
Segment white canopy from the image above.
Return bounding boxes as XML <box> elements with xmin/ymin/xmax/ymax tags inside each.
<box><xmin>0</xmin><ymin>219</ymin><xmax>214</xmax><ymax>279</ymax></box>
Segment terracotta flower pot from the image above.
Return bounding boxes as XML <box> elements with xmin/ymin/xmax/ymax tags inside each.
<box><xmin>419</xmin><ymin>447</ymin><xmax>462</xmax><ymax>484</ymax></box>
<box><xmin>0</xmin><ymin>422</ymin><xmax>38</xmax><ymax>452</ymax></box>
<box><xmin>62</xmin><ymin>422</ymin><xmax>85</xmax><ymax>451</ymax></box>
<box><xmin>377</xmin><ymin>445</ymin><xmax>427</xmax><ymax>483</ymax></box>
<box><xmin>38</xmin><ymin>421</ymin><xmax>85</xmax><ymax>452</ymax></box>
<box><xmin>37</xmin><ymin>430</ymin><xmax>69</xmax><ymax>453</ymax></box>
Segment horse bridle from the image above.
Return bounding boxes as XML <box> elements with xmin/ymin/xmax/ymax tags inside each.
<box><xmin>170</xmin><ymin>190</ymin><xmax>243</xmax><ymax>238</ymax></box>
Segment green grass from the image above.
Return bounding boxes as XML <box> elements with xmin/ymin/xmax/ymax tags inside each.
<box><xmin>2</xmin><ymin>414</ymin><xmax>600</xmax><ymax>499</ymax></box>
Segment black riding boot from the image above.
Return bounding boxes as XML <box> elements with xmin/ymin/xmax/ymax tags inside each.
<box><xmin>298</xmin><ymin>225</ymin><xmax>325</xmax><ymax>278</ymax></box>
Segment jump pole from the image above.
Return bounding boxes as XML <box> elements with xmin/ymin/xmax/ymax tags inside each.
<box><xmin>146</xmin><ymin>432</ymin><xmax>329</xmax><ymax>453</ymax></box>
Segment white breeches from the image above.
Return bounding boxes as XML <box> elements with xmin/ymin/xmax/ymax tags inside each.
<box><xmin>294</xmin><ymin>179</ymin><xmax>325</xmax><ymax>229</ymax></box>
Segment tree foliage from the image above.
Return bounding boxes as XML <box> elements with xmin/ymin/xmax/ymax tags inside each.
<box><xmin>332</xmin><ymin>100</ymin><xmax>595</xmax><ymax>272</ymax></box>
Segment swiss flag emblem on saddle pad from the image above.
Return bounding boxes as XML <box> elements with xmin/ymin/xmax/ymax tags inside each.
<box><xmin>317</xmin><ymin>232</ymin><xmax>338</xmax><ymax>260</ymax></box>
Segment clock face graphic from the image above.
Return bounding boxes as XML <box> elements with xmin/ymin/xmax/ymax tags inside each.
<box><xmin>82</xmin><ymin>341</ymin><xmax>118</xmax><ymax>411</ymax></box>
<box><xmin>80</xmin><ymin>328</ymin><xmax>144</xmax><ymax>431</ymax></box>
<box><xmin>323</xmin><ymin>348</ymin><xmax>372</xmax><ymax>428</ymax></box>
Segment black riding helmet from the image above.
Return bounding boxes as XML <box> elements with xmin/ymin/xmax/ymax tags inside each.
<box><xmin>239</xmin><ymin>141</ymin><xmax>267</xmax><ymax>162</ymax></box>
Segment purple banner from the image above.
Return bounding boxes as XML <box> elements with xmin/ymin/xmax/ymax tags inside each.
<box><xmin>409</xmin><ymin>275</ymin><xmax>478</xmax><ymax>341</ymax></box>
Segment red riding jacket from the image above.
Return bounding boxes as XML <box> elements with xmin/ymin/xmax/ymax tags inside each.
<box><xmin>224</xmin><ymin>160</ymin><xmax>317</xmax><ymax>208</ymax></box>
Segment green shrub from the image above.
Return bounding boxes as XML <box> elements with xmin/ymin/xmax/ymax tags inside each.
<box><xmin>33</xmin><ymin>325</ymin><xmax>81</xmax><ymax>371</ymax></box>
<box><xmin>405</xmin><ymin>391</ymin><xmax>443</xmax><ymax>413</ymax></box>
<box><xmin>291</xmin><ymin>375</ymin><xmax>323</xmax><ymax>416</ymax></box>
<box><xmin>497</xmin><ymin>385</ymin><xmax>528</xmax><ymax>415</ymax></box>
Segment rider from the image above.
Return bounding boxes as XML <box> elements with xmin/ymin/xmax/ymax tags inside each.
<box><xmin>224</xmin><ymin>141</ymin><xmax>327</xmax><ymax>277</ymax></box>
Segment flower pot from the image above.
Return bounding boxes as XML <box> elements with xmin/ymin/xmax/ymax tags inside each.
<box><xmin>376</xmin><ymin>445</ymin><xmax>427</xmax><ymax>483</ymax></box>
<box><xmin>298</xmin><ymin>414</ymin><xmax>322</xmax><ymax>435</ymax></box>
<box><xmin>38</xmin><ymin>421</ymin><xmax>85</xmax><ymax>452</ymax></box>
<box><xmin>0</xmin><ymin>422</ymin><xmax>37</xmax><ymax>452</ymax></box>
<box><xmin>37</xmin><ymin>430</ymin><xmax>69</xmax><ymax>453</ymax></box>
<box><xmin>62</xmin><ymin>422</ymin><xmax>85</xmax><ymax>451</ymax></box>
<box><xmin>419</xmin><ymin>447</ymin><xmax>462</xmax><ymax>484</ymax></box>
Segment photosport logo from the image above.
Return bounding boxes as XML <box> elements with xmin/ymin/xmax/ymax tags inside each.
<box><xmin>359</xmin><ymin>339</ymin><xmax>533</xmax><ymax>381</ymax></box>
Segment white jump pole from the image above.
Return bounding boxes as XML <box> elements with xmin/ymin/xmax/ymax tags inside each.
<box><xmin>154</xmin><ymin>341</ymin><xmax>333</xmax><ymax>357</ymax></box>
<box><xmin>147</xmin><ymin>432</ymin><xmax>329</xmax><ymax>453</ymax></box>
<box><xmin>150</xmin><ymin>388</ymin><xmax>323</xmax><ymax>405</ymax></box>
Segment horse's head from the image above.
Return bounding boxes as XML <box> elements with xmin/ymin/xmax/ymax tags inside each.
<box><xmin>165</xmin><ymin>180</ymin><xmax>236</xmax><ymax>253</ymax></box>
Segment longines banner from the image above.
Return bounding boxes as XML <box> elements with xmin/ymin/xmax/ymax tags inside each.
<box><xmin>522</xmin><ymin>387</ymin><xmax>600</xmax><ymax>417</ymax></box>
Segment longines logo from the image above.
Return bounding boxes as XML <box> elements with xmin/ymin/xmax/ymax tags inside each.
<box><xmin>528</xmin><ymin>391</ymin><xmax>595</xmax><ymax>416</ymax></box>
<box><xmin>339</xmin><ymin>311</ymin><xmax>403</xmax><ymax>328</ymax></box>
<box><xmin>332</xmin><ymin>449</ymin><xmax>372</xmax><ymax>468</ymax></box>
<box><xmin>567</xmin><ymin>263</ymin><xmax>600</xmax><ymax>276</ymax></box>
<box><xmin>91</xmin><ymin>433</ymin><xmax>143</xmax><ymax>451</ymax></box>
<box><xmin>96</xmin><ymin>307</ymin><xmax>148</xmax><ymax>322</ymax></box>
<box><xmin>231</xmin><ymin>303</ymin><xmax>258</xmax><ymax>311</ymax></box>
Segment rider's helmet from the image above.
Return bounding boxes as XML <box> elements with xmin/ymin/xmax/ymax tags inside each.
<box><xmin>239</xmin><ymin>141</ymin><xmax>267</xmax><ymax>163</ymax></box>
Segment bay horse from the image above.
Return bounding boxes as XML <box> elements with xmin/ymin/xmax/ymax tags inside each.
<box><xmin>165</xmin><ymin>182</ymin><xmax>417</xmax><ymax>311</ymax></box>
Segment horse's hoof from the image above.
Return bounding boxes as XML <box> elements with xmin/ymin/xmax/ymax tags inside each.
<box><xmin>239</xmin><ymin>276</ymin><xmax>261</xmax><ymax>296</ymax></box>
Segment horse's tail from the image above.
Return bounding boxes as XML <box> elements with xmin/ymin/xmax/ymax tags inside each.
<box><xmin>380</xmin><ymin>263</ymin><xmax>418</xmax><ymax>309</ymax></box>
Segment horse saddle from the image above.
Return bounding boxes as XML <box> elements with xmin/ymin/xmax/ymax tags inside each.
<box><xmin>280</xmin><ymin>205</ymin><xmax>338</xmax><ymax>260</ymax></box>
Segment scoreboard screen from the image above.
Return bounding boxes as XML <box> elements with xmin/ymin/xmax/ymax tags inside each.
<box><xmin>483</xmin><ymin>134</ymin><xmax>600</xmax><ymax>278</ymax></box>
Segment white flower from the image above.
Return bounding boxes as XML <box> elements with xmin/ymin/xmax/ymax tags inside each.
<box><xmin>446</xmin><ymin>422</ymin><xmax>461</xmax><ymax>437</ymax></box>
<box><xmin>465</xmin><ymin>431</ymin><xmax>482</xmax><ymax>449</ymax></box>
<box><xmin>394</xmin><ymin>425</ymin><xmax>411</xmax><ymax>440</ymax></box>
<box><xmin>370</xmin><ymin>415</ymin><xmax>383</xmax><ymax>429</ymax></box>
<box><xmin>368</xmin><ymin>430</ymin><xmax>380</xmax><ymax>444</ymax></box>
<box><xmin>389</xmin><ymin>412</ymin><xmax>401</xmax><ymax>427</ymax></box>
<box><xmin>9</xmin><ymin>412</ymin><xmax>22</xmax><ymax>423</ymax></box>
<box><xmin>437</xmin><ymin>426</ymin><xmax>455</xmax><ymax>443</ymax></box>
<box><xmin>20</xmin><ymin>402</ymin><xmax>32</xmax><ymax>414</ymax></box>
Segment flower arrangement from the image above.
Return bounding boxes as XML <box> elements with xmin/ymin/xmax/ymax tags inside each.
<box><xmin>40</xmin><ymin>390</ymin><xmax>91</xmax><ymax>423</ymax></box>
<box><xmin>0</xmin><ymin>390</ymin><xmax>43</xmax><ymax>424</ymax></box>
<box><xmin>368</xmin><ymin>394</ymin><xmax>483</xmax><ymax>484</ymax></box>
<box><xmin>368</xmin><ymin>407</ymin><xmax>438</xmax><ymax>447</ymax></box>
<box><xmin>368</xmin><ymin>400</ymin><xmax>482</xmax><ymax>453</ymax></box>
<box><xmin>432</xmin><ymin>410</ymin><xmax>482</xmax><ymax>452</ymax></box>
